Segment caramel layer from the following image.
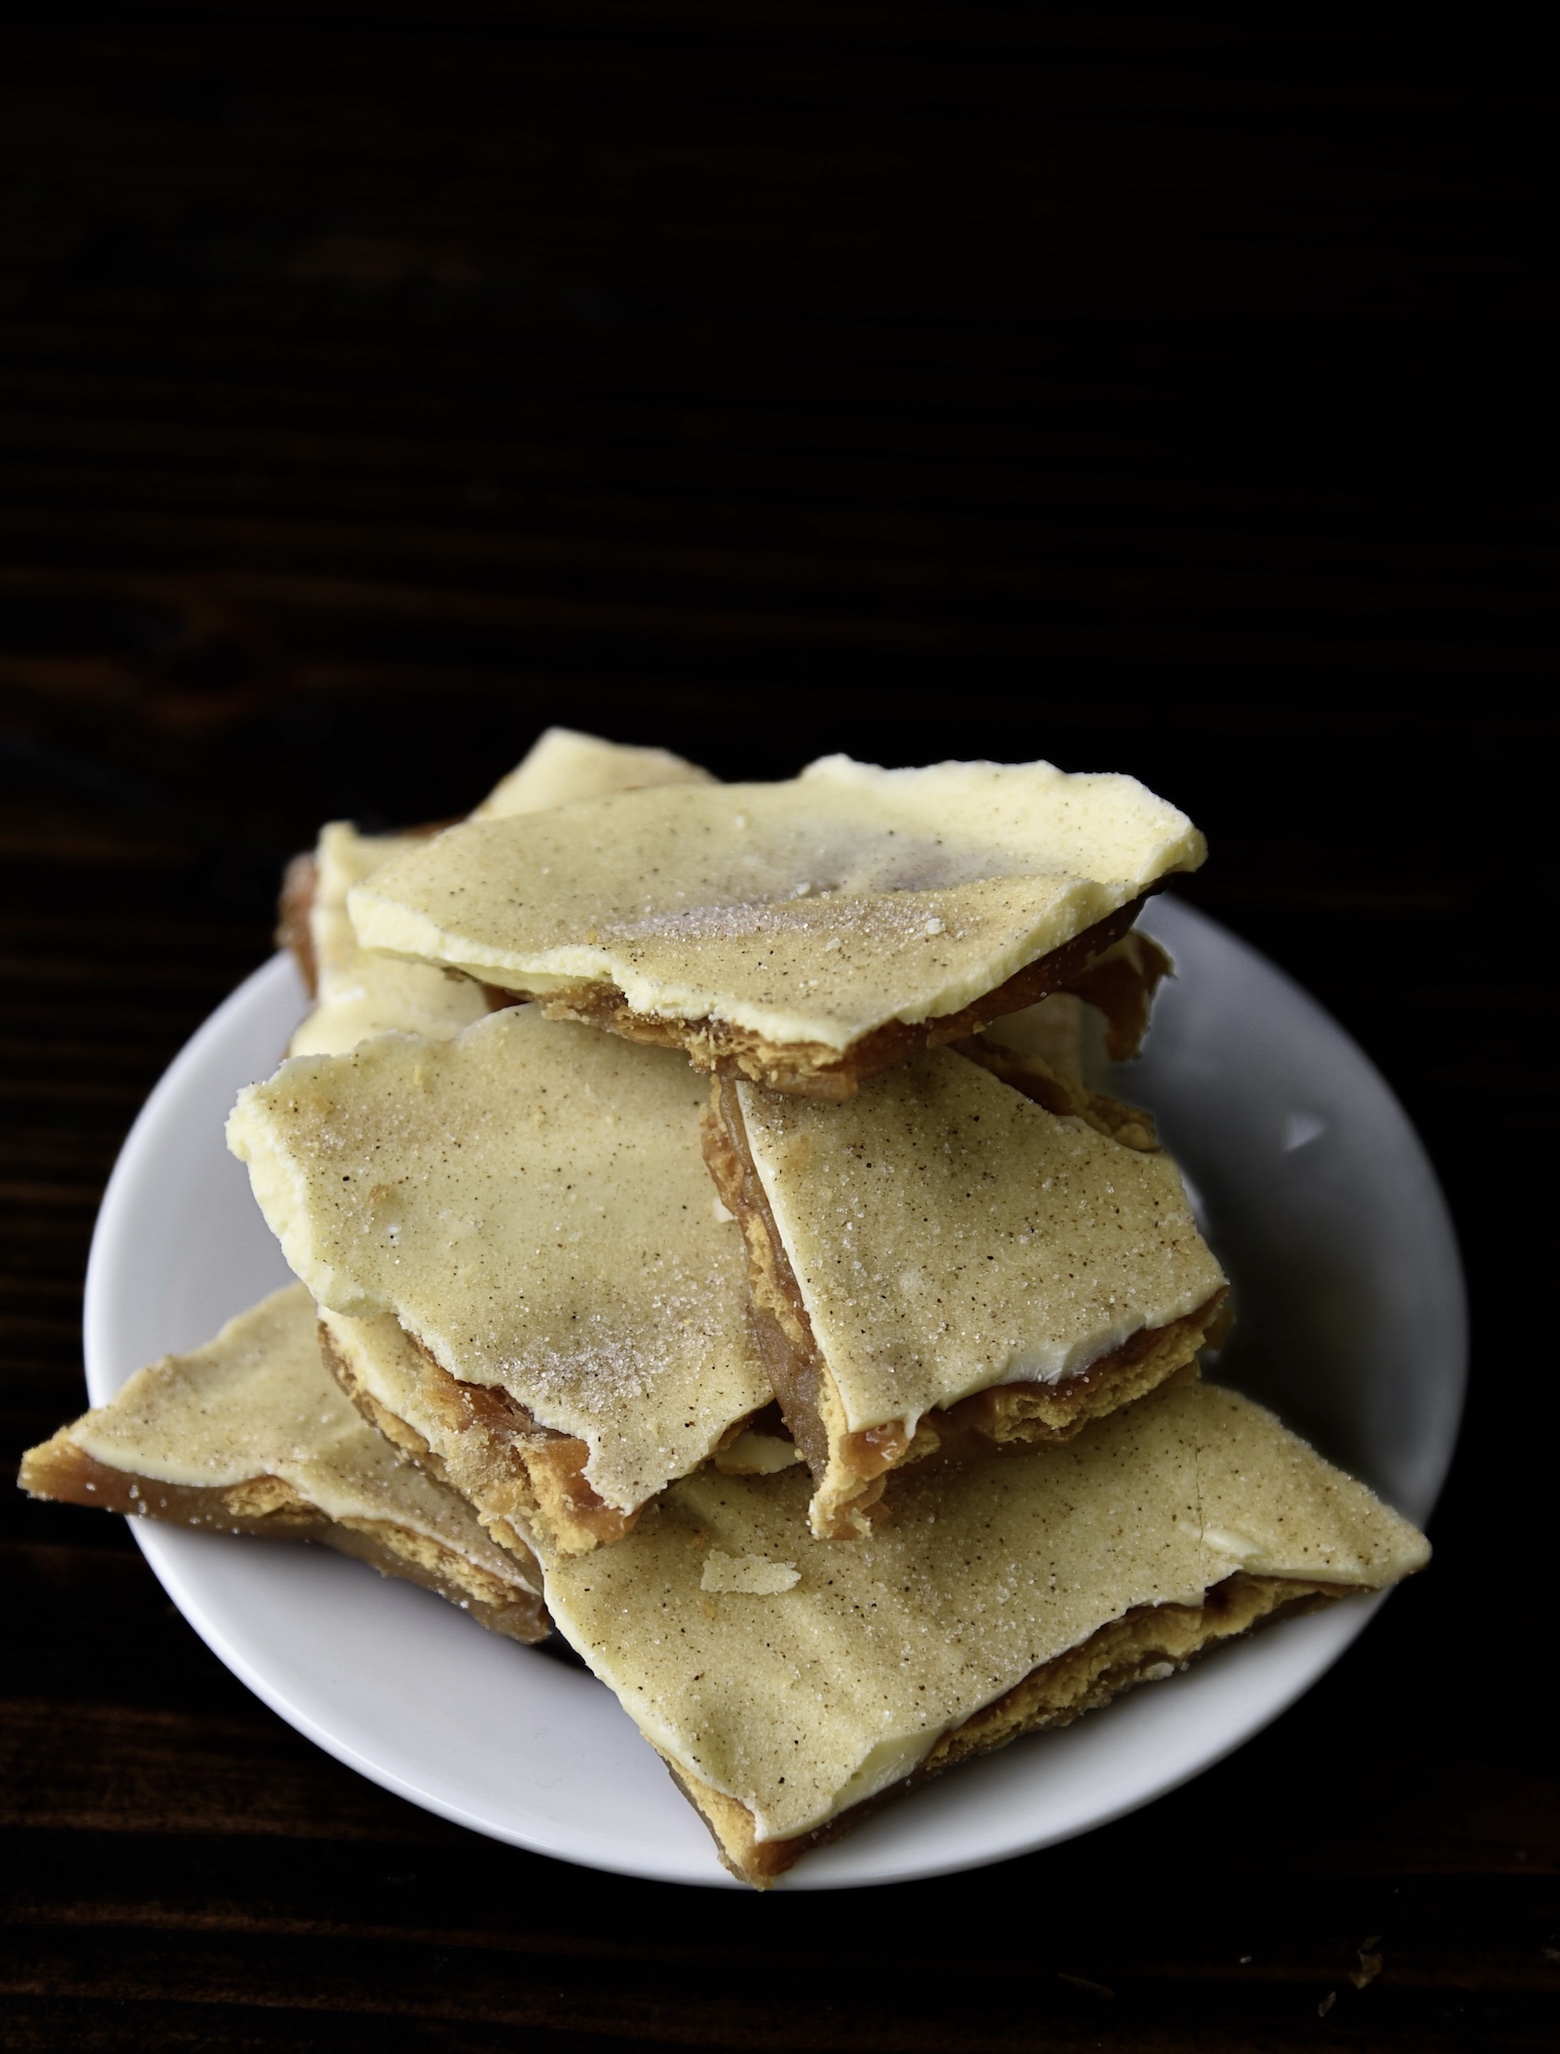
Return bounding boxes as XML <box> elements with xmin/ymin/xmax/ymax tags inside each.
<box><xmin>702</xmin><ymin>1077</ymin><xmax>833</xmax><ymax>1480</ymax></box>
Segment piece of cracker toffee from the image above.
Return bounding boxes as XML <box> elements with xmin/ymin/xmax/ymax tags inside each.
<box><xmin>705</xmin><ymin>1046</ymin><xmax>1226</xmax><ymax>1539</ymax></box>
<box><xmin>544</xmin><ymin>1379</ymin><xmax>1429</xmax><ymax>1887</ymax></box>
<box><xmin>314</xmin><ymin>1304</ymin><xmax>803</xmax><ymax>1558</ymax></box>
<box><xmin>227</xmin><ymin>1010</ymin><xmax>773</xmax><ymax>1559</ymax></box>
<box><xmin>347</xmin><ymin>756</ymin><xmax>1205</xmax><ymax>1098</ymax></box>
<box><xmin>284</xmin><ymin>728</ymin><xmax>713</xmax><ymax>1059</ymax></box>
<box><xmin>19</xmin><ymin>1284</ymin><xmax>548</xmax><ymax>1642</ymax></box>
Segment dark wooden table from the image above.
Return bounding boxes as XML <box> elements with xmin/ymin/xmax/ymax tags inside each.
<box><xmin>4</xmin><ymin>9</ymin><xmax>1556</xmax><ymax>2047</ymax></box>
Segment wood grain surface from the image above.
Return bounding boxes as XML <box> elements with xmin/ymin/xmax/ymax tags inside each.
<box><xmin>3</xmin><ymin>8</ymin><xmax>1556</xmax><ymax>2048</ymax></box>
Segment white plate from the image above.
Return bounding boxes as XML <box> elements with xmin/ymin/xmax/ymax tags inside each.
<box><xmin>82</xmin><ymin>898</ymin><xmax>1464</xmax><ymax>1890</ymax></box>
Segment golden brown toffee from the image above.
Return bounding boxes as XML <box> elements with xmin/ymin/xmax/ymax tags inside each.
<box><xmin>317</xmin><ymin>1309</ymin><xmax>640</xmax><ymax>1561</ymax></box>
<box><xmin>19</xmin><ymin>1284</ymin><xmax>548</xmax><ymax>1642</ymax></box>
<box><xmin>289</xmin><ymin>822</ymin><xmax>492</xmax><ymax>1058</ymax></box>
<box><xmin>706</xmin><ymin>1049</ymin><xmax>1226</xmax><ymax>1538</ymax></box>
<box><xmin>541</xmin><ymin>1379</ymin><xmax>1429</xmax><ymax>1885</ymax></box>
<box><xmin>349</xmin><ymin>757</ymin><xmax>1205</xmax><ymax>1096</ymax></box>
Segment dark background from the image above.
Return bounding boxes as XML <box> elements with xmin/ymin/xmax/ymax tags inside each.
<box><xmin>3</xmin><ymin>6</ymin><xmax>1556</xmax><ymax>2048</ymax></box>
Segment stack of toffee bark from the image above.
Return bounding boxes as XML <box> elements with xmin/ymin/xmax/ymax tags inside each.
<box><xmin>22</xmin><ymin>731</ymin><xmax>1429</xmax><ymax>1886</ymax></box>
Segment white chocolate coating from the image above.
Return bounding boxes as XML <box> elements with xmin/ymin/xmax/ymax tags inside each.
<box><xmin>228</xmin><ymin>1010</ymin><xmax>772</xmax><ymax>1517</ymax></box>
<box><xmin>349</xmin><ymin>756</ymin><xmax>1205</xmax><ymax>1053</ymax></box>
<box><xmin>740</xmin><ymin>1048</ymin><xmax>1226</xmax><ymax>1433</ymax></box>
<box><xmin>544</xmin><ymin>1380</ymin><xmax>1428</xmax><ymax>1845</ymax></box>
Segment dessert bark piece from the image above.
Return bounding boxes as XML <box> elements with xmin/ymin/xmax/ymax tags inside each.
<box><xmin>228</xmin><ymin>1009</ymin><xmax>773</xmax><ymax>1558</ymax></box>
<box><xmin>348</xmin><ymin>756</ymin><xmax>1205</xmax><ymax>1098</ymax></box>
<box><xmin>705</xmin><ymin>1047</ymin><xmax>1226</xmax><ymax>1539</ymax></box>
<box><xmin>285</xmin><ymin>729</ymin><xmax>713</xmax><ymax>1059</ymax></box>
<box><xmin>18</xmin><ymin>1284</ymin><xmax>548</xmax><ymax>1643</ymax></box>
<box><xmin>544</xmin><ymin>1378</ymin><xmax>1429</xmax><ymax>1886</ymax></box>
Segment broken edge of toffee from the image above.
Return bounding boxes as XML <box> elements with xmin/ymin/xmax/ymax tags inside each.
<box><xmin>702</xmin><ymin>1068</ymin><xmax>1226</xmax><ymax>1540</ymax></box>
<box><xmin>499</xmin><ymin>895</ymin><xmax>1154</xmax><ymax>1100</ymax></box>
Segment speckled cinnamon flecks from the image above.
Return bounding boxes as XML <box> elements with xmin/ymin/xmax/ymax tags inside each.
<box><xmin>347</xmin><ymin>755</ymin><xmax>1205</xmax><ymax>1060</ymax></box>
<box><xmin>227</xmin><ymin>1010</ymin><xmax>772</xmax><ymax>1521</ymax></box>
<box><xmin>744</xmin><ymin>1048</ymin><xmax>1224</xmax><ymax>1429</ymax></box>
<box><xmin>544</xmin><ymin>1379</ymin><xmax>1428</xmax><ymax>1862</ymax></box>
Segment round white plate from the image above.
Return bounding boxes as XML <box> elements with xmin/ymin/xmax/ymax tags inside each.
<box><xmin>82</xmin><ymin>898</ymin><xmax>1464</xmax><ymax>1890</ymax></box>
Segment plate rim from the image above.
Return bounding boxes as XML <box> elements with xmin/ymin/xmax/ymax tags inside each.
<box><xmin>80</xmin><ymin>899</ymin><xmax>1465</xmax><ymax>1890</ymax></box>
